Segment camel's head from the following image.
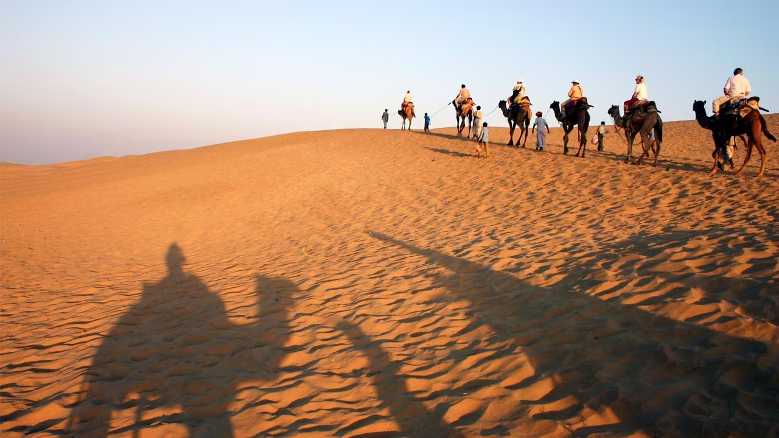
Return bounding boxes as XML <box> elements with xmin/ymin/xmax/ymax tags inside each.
<box><xmin>692</xmin><ymin>100</ymin><xmax>706</xmax><ymax>112</ymax></box>
<box><xmin>607</xmin><ymin>105</ymin><xmax>620</xmax><ymax>118</ymax></box>
<box><xmin>550</xmin><ymin>101</ymin><xmax>560</xmax><ymax>111</ymax></box>
<box><xmin>498</xmin><ymin>100</ymin><xmax>507</xmax><ymax>108</ymax></box>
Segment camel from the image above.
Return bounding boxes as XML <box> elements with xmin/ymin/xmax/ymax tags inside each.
<box><xmin>499</xmin><ymin>99</ymin><xmax>531</xmax><ymax>147</ymax></box>
<box><xmin>693</xmin><ymin>100</ymin><xmax>775</xmax><ymax>177</ymax></box>
<box><xmin>453</xmin><ymin>98</ymin><xmax>474</xmax><ymax>137</ymax></box>
<box><xmin>398</xmin><ymin>103</ymin><xmax>415</xmax><ymax>130</ymax></box>
<box><xmin>550</xmin><ymin>99</ymin><xmax>592</xmax><ymax>157</ymax></box>
<box><xmin>608</xmin><ymin>103</ymin><xmax>663</xmax><ymax>166</ymax></box>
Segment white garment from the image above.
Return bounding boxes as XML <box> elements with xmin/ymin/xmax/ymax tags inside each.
<box><xmin>403</xmin><ymin>92</ymin><xmax>413</xmax><ymax>103</ymax></box>
<box><xmin>724</xmin><ymin>74</ymin><xmax>751</xmax><ymax>98</ymax></box>
<box><xmin>633</xmin><ymin>82</ymin><xmax>648</xmax><ymax>100</ymax></box>
<box><xmin>514</xmin><ymin>84</ymin><xmax>526</xmax><ymax>99</ymax></box>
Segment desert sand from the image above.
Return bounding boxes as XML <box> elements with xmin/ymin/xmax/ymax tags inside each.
<box><xmin>1</xmin><ymin>115</ymin><xmax>778</xmax><ymax>437</ymax></box>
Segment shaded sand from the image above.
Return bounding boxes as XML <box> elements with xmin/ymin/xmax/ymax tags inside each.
<box><xmin>1</xmin><ymin>116</ymin><xmax>778</xmax><ymax>437</ymax></box>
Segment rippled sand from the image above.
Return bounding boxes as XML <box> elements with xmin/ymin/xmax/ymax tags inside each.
<box><xmin>2</xmin><ymin>116</ymin><xmax>778</xmax><ymax>437</ymax></box>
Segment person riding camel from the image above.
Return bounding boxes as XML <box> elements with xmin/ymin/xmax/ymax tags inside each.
<box><xmin>561</xmin><ymin>80</ymin><xmax>584</xmax><ymax>118</ymax></box>
<box><xmin>511</xmin><ymin>80</ymin><xmax>526</xmax><ymax>106</ymax></box>
<box><xmin>624</xmin><ymin>75</ymin><xmax>648</xmax><ymax>117</ymax></box>
<box><xmin>712</xmin><ymin>68</ymin><xmax>752</xmax><ymax>116</ymax></box>
<box><xmin>402</xmin><ymin>90</ymin><xmax>414</xmax><ymax>111</ymax></box>
<box><xmin>453</xmin><ymin>84</ymin><xmax>471</xmax><ymax>111</ymax></box>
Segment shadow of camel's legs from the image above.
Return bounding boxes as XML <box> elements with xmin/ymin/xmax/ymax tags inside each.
<box><xmin>336</xmin><ymin>320</ymin><xmax>464</xmax><ymax>438</ymax></box>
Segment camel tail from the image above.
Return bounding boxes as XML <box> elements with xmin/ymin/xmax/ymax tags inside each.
<box><xmin>760</xmin><ymin>114</ymin><xmax>776</xmax><ymax>141</ymax></box>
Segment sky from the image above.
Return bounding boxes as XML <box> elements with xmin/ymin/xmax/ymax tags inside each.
<box><xmin>1</xmin><ymin>1</ymin><xmax>777</xmax><ymax>164</ymax></box>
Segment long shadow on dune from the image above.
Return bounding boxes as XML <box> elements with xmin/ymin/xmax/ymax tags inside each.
<box><xmin>425</xmin><ymin>147</ymin><xmax>476</xmax><ymax>158</ymax></box>
<box><xmin>368</xmin><ymin>230</ymin><xmax>778</xmax><ymax>436</ymax></box>
<box><xmin>336</xmin><ymin>320</ymin><xmax>465</xmax><ymax>438</ymax></box>
<box><xmin>66</xmin><ymin>243</ymin><xmax>296</xmax><ymax>437</ymax></box>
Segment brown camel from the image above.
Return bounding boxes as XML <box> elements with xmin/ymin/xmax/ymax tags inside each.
<box><xmin>693</xmin><ymin>99</ymin><xmax>775</xmax><ymax>177</ymax></box>
<box><xmin>608</xmin><ymin>103</ymin><xmax>663</xmax><ymax>166</ymax></box>
<box><xmin>398</xmin><ymin>103</ymin><xmax>415</xmax><ymax>130</ymax></box>
<box><xmin>453</xmin><ymin>98</ymin><xmax>475</xmax><ymax>137</ymax></box>
<box><xmin>499</xmin><ymin>99</ymin><xmax>531</xmax><ymax>147</ymax></box>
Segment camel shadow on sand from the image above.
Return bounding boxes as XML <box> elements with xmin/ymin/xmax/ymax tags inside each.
<box><xmin>66</xmin><ymin>243</ymin><xmax>297</xmax><ymax>437</ymax></box>
<box><xmin>367</xmin><ymin>229</ymin><xmax>779</xmax><ymax>436</ymax></box>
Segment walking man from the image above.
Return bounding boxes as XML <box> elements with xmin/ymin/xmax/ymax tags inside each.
<box><xmin>532</xmin><ymin>111</ymin><xmax>550</xmax><ymax>151</ymax></box>
<box><xmin>597</xmin><ymin>121</ymin><xmax>606</xmax><ymax>151</ymax></box>
<box><xmin>381</xmin><ymin>109</ymin><xmax>389</xmax><ymax>129</ymax></box>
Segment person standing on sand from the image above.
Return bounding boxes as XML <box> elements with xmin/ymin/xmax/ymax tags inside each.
<box><xmin>532</xmin><ymin>111</ymin><xmax>550</xmax><ymax>151</ymax></box>
<box><xmin>472</xmin><ymin>105</ymin><xmax>483</xmax><ymax>139</ymax></box>
<box><xmin>424</xmin><ymin>113</ymin><xmax>431</xmax><ymax>133</ymax></box>
<box><xmin>597</xmin><ymin>121</ymin><xmax>606</xmax><ymax>151</ymax></box>
<box><xmin>382</xmin><ymin>109</ymin><xmax>389</xmax><ymax>129</ymax></box>
<box><xmin>476</xmin><ymin>122</ymin><xmax>489</xmax><ymax>157</ymax></box>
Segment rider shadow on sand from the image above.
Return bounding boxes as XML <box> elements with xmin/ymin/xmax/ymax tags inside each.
<box><xmin>66</xmin><ymin>243</ymin><xmax>296</xmax><ymax>437</ymax></box>
<box><xmin>368</xmin><ymin>230</ymin><xmax>779</xmax><ymax>437</ymax></box>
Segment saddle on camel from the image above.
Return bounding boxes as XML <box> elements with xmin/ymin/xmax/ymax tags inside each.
<box><xmin>622</xmin><ymin>100</ymin><xmax>661</xmax><ymax>125</ymax></box>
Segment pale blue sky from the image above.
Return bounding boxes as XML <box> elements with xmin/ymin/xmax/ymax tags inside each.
<box><xmin>1</xmin><ymin>1</ymin><xmax>777</xmax><ymax>163</ymax></box>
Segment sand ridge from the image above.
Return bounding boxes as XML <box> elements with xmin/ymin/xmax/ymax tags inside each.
<box><xmin>1</xmin><ymin>116</ymin><xmax>778</xmax><ymax>436</ymax></box>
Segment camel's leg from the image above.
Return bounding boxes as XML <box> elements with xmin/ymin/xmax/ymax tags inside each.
<box><xmin>626</xmin><ymin>132</ymin><xmax>636</xmax><ymax>163</ymax></box>
<box><xmin>636</xmin><ymin>132</ymin><xmax>650</xmax><ymax>165</ymax></box>
<box><xmin>734</xmin><ymin>137</ymin><xmax>754</xmax><ymax>175</ymax></box>
<box><xmin>507</xmin><ymin>121</ymin><xmax>515</xmax><ymax>146</ymax></box>
<box><xmin>563</xmin><ymin>129</ymin><xmax>569</xmax><ymax>155</ymax></box>
<box><xmin>756</xmin><ymin>140</ymin><xmax>766</xmax><ymax>177</ymax></box>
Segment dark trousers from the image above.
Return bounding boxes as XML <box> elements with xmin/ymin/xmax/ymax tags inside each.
<box><xmin>597</xmin><ymin>133</ymin><xmax>604</xmax><ymax>151</ymax></box>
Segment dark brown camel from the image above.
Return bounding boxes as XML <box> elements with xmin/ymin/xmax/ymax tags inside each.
<box><xmin>550</xmin><ymin>99</ymin><xmax>592</xmax><ymax>157</ymax></box>
<box><xmin>398</xmin><ymin>103</ymin><xmax>415</xmax><ymax>130</ymax></box>
<box><xmin>453</xmin><ymin>98</ymin><xmax>474</xmax><ymax>137</ymax></box>
<box><xmin>608</xmin><ymin>103</ymin><xmax>663</xmax><ymax>166</ymax></box>
<box><xmin>693</xmin><ymin>99</ymin><xmax>775</xmax><ymax>177</ymax></box>
<box><xmin>499</xmin><ymin>99</ymin><xmax>531</xmax><ymax>147</ymax></box>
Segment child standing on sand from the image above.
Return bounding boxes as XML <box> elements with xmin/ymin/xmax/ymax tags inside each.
<box><xmin>476</xmin><ymin>122</ymin><xmax>489</xmax><ymax>157</ymax></box>
<box><xmin>424</xmin><ymin>113</ymin><xmax>431</xmax><ymax>133</ymax></box>
<box><xmin>532</xmin><ymin>111</ymin><xmax>550</xmax><ymax>151</ymax></box>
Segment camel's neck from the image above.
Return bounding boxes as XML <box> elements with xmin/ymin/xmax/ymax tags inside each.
<box><xmin>499</xmin><ymin>103</ymin><xmax>509</xmax><ymax>118</ymax></box>
<box><xmin>694</xmin><ymin>108</ymin><xmax>711</xmax><ymax>130</ymax></box>
<box><xmin>552</xmin><ymin>106</ymin><xmax>563</xmax><ymax>122</ymax></box>
<box><xmin>611</xmin><ymin>111</ymin><xmax>623</xmax><ymax>126</ymax></box>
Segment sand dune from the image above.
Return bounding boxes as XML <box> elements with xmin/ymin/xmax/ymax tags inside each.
<box><xmin>2</xmin><ymin>116</ymin><xmax>778</xmax><ymax>437</ymax></box>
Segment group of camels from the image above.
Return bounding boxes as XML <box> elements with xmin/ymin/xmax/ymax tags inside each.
<box><xmin>398</xmin><ymin>91</ymin><xmax>774</xmax><ymax>177</ymax></box>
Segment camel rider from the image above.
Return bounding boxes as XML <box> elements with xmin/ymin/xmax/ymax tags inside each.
<box><xmin>402</xmin><ymin>90</ymin><xmax>413</xmax><ymax>111</ymax></box>
<box><xmin>561</xmin><ymin>80</ymin><xmax>584</xmax><ymax>118</ymax></box>
<box><xmin>511</xmin><ymin>80</ymin><xmax>526</xmax><ymax>106</ymax></box>
<box><xmin>453</xmin><ymin>84</ymin><xmax>471</xmax><ymax>110</ymax></box>
<box><xmin>624</xmin><ymin>75</ymin><xmax>648</xmax><ymax>116</ymax></box>
<box><xmin>713</xmin><ymin>67</ymin><xmax>752</xmax><ymax>115</ymax></box>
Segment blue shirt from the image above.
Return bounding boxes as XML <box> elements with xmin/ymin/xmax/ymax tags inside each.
<box><xmin>424</xmin><ymin>115</ymin><xmax>431</xmax><ymax>125</ymax></box>
<box><xmin>533</xmin><ymin>116</ymin><xmax>548</xmax><ymax>132</ymax></box>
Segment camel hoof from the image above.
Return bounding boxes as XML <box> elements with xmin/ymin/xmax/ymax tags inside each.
<box><xmin>507</xmin><ymin>141</ymin><xmax>514</xmax><ymax>146</ymax></box>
